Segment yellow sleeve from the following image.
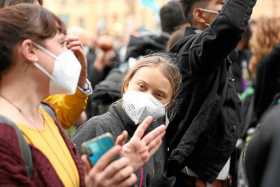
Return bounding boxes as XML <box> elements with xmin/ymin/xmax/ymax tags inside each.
<box><xmin>43</xmin><ymin>90</ymin><xmax>88</xmax><ymax>129</ymax></box>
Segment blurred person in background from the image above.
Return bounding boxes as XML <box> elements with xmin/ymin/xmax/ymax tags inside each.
<box><xmin>236</xmin><ymin>25</ymin><xmax>252</xmax><ymax>92</ymax></box>
<box><xmin>125</xmin><ymin>0</ymin><xmax>186</xmax><ymax>63</ymax></box>
<box><xmin>0</xmin><ymin>4</ymin><xmax>165</xmax><ymax>187</ymax></box>
<box><xmin>91</xmin><ymin>35</ymin><xmax>119</xmax><ymax>88</ymax></box>
<box><xmin>241</xmin><ymin>17</ymin><xmax>280</xmax><ymax>134</ymax></box>
<box><xmin>238</xmin><ymin>43</ymin><xmax>280</xmax><ymax>187</ymax></box>
<box><xmin>85</xmin><ymin>35</ymin><xmax>120</xmax><ymax>118</ymax></box>
<box><xmin>249</xmin><ymin>17</ymin><xmax>280</xmax><ymax>78</ymax></box>
<box><xmin>237</xmin><ymin>23</ymin><xmax>280</xmax><ymax>183</ymax></box>
<box><xmin>160</xmin><ymin>0</ymin><xmax>186</xmax><ymax>36</ymax></box>
<box><xmin>244</xmin><ymin>97</ymin><xmax>280</xmax><ymax>187</ymax></box>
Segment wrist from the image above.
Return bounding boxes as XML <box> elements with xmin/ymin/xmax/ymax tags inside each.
<box><xmin>78</xmin><ymin>79</ymin><xmax>93</xmax><ymax>96</ymax></box>
<box><xmin>78</xmin><ymin>79</ymin><xmax>86</xmax><ymax>87</ymax></box>
<box><xmin>121</xmin><ymin>149</ymin><xmax>139</xmax><ymax>171</ymax></box>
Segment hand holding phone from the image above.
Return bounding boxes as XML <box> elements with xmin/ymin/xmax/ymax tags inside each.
<box><xmin>82</xmin><ymin>146</ymin><xmax>137</xmax><ymax>187</ymax></box>
<box><xmin>81</xmin><ymin>133</ymin><xmax>114</xmax><ymax>166</ymax></box>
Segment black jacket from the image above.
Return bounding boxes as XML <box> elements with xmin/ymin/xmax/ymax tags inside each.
<box><xmin>245</xmin><ymin>105</ymin><xmax>280</xmax><ymax>187</ymax></box>
<box><xmin>87</xmin><ymin>68</ymin><xmax>125</xmax><ymax>117</ymax></box>
<box><xmin>167</xmin><ymin>0</ymin><xmax>256</xmax><ymax>182</ymax></box>
<box><xmin>125</xmin><ymin>33</ymin><xmax>169</xmax><ymax>61</ymax></box>
<box><xmin>73</xmin><ymin>100</ymin><xmax>168</xmax><ymax>187</ymax></box>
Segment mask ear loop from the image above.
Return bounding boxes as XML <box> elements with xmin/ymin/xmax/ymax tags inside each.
<box><xmin>33</xmin><ymin>62</ymin><xmax>53</xmax><ymax>80</ymax></box>
<box><xmin>198</xmin><ymin>8</ymin><xmax>219</xmax><ymax>15</ymax></box>
<box><xmin>33</xmin><ymin>43</ymin><xmax>57</xmax><ymax>59</ymax></box>
<box><xmin>197</xmin><ymin>8</ymin><xmax>219</xmax><ymax>27</ymax></box>
<box><xmin>32</xmin><ymin>43</ymin><xmax>55</xmax><ymax>81</ymax></box>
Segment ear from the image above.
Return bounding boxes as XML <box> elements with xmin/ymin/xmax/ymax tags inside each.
<box><xmin>193</xmin><ymin>8</ymin><xmax>207</xmax><ymax>25</ymax></box>
<box><xmin>19</xmin><ymin>39</ymin><xmax>39</xmax><ymax>63</ymax></box>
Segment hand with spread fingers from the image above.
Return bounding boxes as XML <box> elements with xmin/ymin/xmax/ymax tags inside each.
<box><xmin>116</xmin><ymin>116</ymin><xmax>166</xmax><ymax>171</ymax></box>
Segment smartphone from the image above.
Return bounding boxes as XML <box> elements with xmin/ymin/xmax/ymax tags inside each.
<box><xmin>81</xmin><ymin>133</ymin><xmax>114</xmax><ymax>166</ymax></box>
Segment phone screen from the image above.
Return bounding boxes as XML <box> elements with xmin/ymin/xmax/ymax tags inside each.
<box><xmin>81</xmin><ymin>133</ymin><xmax>114</xmax><ymax>166</ymax></box>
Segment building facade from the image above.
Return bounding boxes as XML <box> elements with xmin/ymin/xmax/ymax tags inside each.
<box><xmin>44</xmin><ymin>0</ymin><xmax>280</xmax><ymax>36</ymax></box>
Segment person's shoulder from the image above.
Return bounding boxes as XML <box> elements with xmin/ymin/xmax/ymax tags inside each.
<box><xmin>76</xmin><ymin>111</ymin><xmax>119</xmax><ymax>138</ymax></box>
<box><xmin>86</xmin><ymin>111</ymin><xmax>115</xmax><ymax>128</ymax></box>
<box><xmin>72</xmin><ymin>112</ymin><xmax>115</xmax><ymax>150</ymax></box>
<box><xmin>263</xmin><ymin>105</ymin><xmax>280</xmax><ymax>120</ymax></box>
<box><xmin>0</xmin><ymin>123</ymin><xmax>18</xmax><ymax>141</ymax></box>
<box><xmin>0</xmin><ymin>123</ymin><xmax>21</xmax><ymax>154</ymax></box>
<box><xmin>259</xmin><ymin>105</ymin><xmax>280</xmax><ymax>132</ymax></box>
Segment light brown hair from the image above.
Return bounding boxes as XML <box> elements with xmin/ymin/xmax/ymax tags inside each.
<box><xmin>0</xmin><ymin>4</ymin><xmax>64</xmax><ymax>75</ymax></box>
<box><xmin>122</xmin><ymin>53</ymin><xmax>182</xmax><ymax>105</ymax></box>
<box><xmin>249</xmin><ymin>17</ymin><xmax>280</xmax><ymax>76</ymax></box>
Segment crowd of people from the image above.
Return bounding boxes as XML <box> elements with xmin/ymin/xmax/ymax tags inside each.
<box><xmin>0</xmin><ymin>0</ymin><xmax>279</xmax><ymax>186</ymax></box>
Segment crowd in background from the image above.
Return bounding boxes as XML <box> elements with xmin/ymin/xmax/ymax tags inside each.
<box><xmin>1</xmin><ymin>0</ymin><xmax>280</xmax><ymax>187</ymax></box>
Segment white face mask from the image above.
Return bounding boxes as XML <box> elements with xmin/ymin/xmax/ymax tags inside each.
<box><xmin>33</xmin><ymin>43</ymin><xmax>81</xmax><ymax>95</ymax></box>
<box><xmin>122</xmin><ymin>90</ymin><xmax>166</xmax><ymax>125</ymax></box>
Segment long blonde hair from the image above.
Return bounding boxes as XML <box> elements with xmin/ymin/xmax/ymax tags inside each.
<box><xmin>249</xmin><ymin>17</ymin><xmax>280</xmax><ymax>76</ymax></box>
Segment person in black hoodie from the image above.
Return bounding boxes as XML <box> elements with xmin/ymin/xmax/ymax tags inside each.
<box><xmin>73</xmin><ymin>53</ymin><xmax>182</xmax><ymax>187</ymax></box>
<box><xmin>164</xmin><ymin>0</ymin><xmax>257</xmax><ymax>186</ymax></box>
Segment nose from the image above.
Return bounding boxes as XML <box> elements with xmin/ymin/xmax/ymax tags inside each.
<box><xmin>147</xmin><ymin>90</ymin><xmax>154</xmax><ymax>96</ymax></box>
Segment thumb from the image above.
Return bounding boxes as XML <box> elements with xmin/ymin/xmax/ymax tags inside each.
<box><xmin>116</xmin><ymin>131</ymin><xmax>128</xmax><ymax>146</ymax></box>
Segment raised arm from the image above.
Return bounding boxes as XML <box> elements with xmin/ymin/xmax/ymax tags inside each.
<box><xmin>181</xmin><ymin>0</ymin><xmax>257</xmax><ymax>74</ymax></box>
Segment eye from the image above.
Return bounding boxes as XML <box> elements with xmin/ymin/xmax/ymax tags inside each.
<box><xmin>59</xmin><ymin>40</ymin><xmax>66</xmax><ymax>47</ymax></box>
<box><xmin>154</xmin><ymin>93</ymin><xmax>164</xmax><ymax>101</ymax></box>
<box><xmin>137</xmin><ymin>82</ymin><xmax>147</xmax><ymax>91</ymax></box>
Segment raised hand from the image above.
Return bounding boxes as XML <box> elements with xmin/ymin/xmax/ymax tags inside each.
<box><xmin>66</xmin><ymin>36</ymin><xmax>88</xmax><ymax>87</ymax></box>
<box><xmin>117</xmin><ymin>116</ymin><xmax>166</xmax><ymax>171</ymax></box>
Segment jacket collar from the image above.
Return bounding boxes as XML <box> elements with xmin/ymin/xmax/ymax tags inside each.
<box><xmin>108</xmin><ymin>100</ymin><xmax>137</xmax><ymax>137</ymax></box>
<box><xmin>185</xmin><ymin>26</ymin><xmax>202</xmax><ymax>35</ymax></box>
<box><xmin>108</xmin><ymin>99</ymin><xmax>166</xmax><ymax>137</ymax></box>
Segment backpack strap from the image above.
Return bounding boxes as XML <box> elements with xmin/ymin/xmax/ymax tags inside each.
<box><xmin>40</xmin><ymin>102</ymin><xmax>70</xmax><ymax>138</ymax></box>
<box><xmin>0</xmin><ymin>115</ymin><xmax>33</xmax><ymax>177</ymax></box>
<box><xmin>40</xmin><ymin>102</ymin><xmax>57</xmax><ymax>120</ymax></box>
